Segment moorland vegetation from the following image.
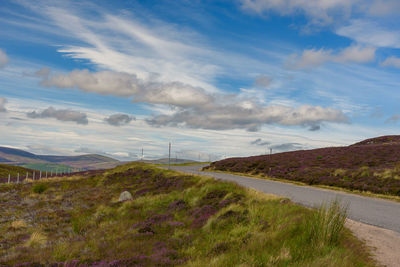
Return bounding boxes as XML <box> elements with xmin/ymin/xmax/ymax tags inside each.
<box><xmin>0</xmin><ymin>163</ymin><xmax>374</xmax><ymax>266</ymax></box>
<box><xmin>207</xmin><ymin>136</ymin><xmax>400</xmax><ymax>197</ymax></box>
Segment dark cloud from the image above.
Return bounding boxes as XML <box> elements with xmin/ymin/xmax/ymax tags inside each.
<box><xmin>270</xmin><ymin>143</ymin><xmax>305</xmax><ymax>152</ymax></box>
<box><xmin>308</xmin><ymin>124</ymin><xmax>321</xmax><ymax>131</ymax></box>
<box><xmin>254</xmin><ymin>74</ymin><xmax>272</xmax><ymax>89</ymax></box>
<box><xmin>385</xmin><ymin>114</ymin><xmax>400</xmax><ymax>123</ymax></box>
<box><xmin>0</xmin><ymin>98</ymin><xmax>7</xmax><ymax>112</ymax></box>
<box><xmin>146</xmin><ymin>104</ymin><xmax>347</xmax><ymax>131</ymax></box>
<box><xmin>0</xmin><ymin>49</ymin><xmax>8</xmax><ymax>68</ymax></box>
<box><xmin>104</xmin><ymin>113</ymin><xmax>135</xmax><ymax>126</ymax></box>
<box><xmin>27</xmin><ymin>106</ymin><xmax>88</xmax><ymax>125</ymax></box>
<box><xmin>250</xmin><ymin>138</ymin><xmax>270</xmax><ymax>146</ymax></box>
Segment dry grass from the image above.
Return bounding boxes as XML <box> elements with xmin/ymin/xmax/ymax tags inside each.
<box><xmin>10</xmin><ymin>220</ymin><xmax>27</xmax><ymax>229</ymax></box>
<box><xmin>25</xmin><ymin>231</ymin><xmax>47</xmax><ymax>247</ymax></box>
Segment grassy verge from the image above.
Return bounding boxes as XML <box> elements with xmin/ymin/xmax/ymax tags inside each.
<box><xmin>205</xmin><ymin>168</ymin><xmax>400</xmax><ymax>203</ymax></box>
<box><xmin>155</xmin><ymin>162</ymin><xmax>211</xmax><ymax>167</ymax></box>
<box><xmin>0</xmin><ymin>163</ymin><xmax>375</xmax><ymax>266</ymax></box>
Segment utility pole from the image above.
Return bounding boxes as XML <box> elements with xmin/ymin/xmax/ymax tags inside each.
<box><xmin>270</xmin><ymin>148</ymin><xmax>272</xmax><ymax>155</ymax></box>
<box><xmin>141</xmin><ymin>148</ymin><xmax>144</xmax><ymax>161</ymax></box>
<box><xmin>168</xmin><ymin>142</ymin><xmax>171</xmax><ymax>169</ymax></box>
<box><xmin>168</xmin><ymin>142</ymin><xmax>171</xmax><ymax>168</ymax></box>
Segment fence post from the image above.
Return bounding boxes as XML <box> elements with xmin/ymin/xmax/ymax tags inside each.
<box><xmin>33</xmin><ymin>172</ymin><xmax>35</xmax><ymax>181</ymax></box>
<box><xmin>8</xmin><ymin>174</ymin><xmax>10</xmax><ymax>184</ymax></box>
<box><xmin>46</xmin><ymin>171</ymin><xmax>48</xmax><ymax>178</ymax></box>
<box><xmin>26</xmin><ymin>172</ymin><xmax>28</xmax><ymax>181</ymax></box>
<box><xmin>17</xmin><ymin>173</ymin><xmax>19</xmax><ymax>183</ymax></box>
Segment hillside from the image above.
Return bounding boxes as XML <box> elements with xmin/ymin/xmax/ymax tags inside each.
<box><xmin>138</xmin><ymin>158</ymin><xmax>198</xmax><ymax>165</ymax></box>
<box><xmin>0</xmin><ymin>163</ymin><xmax>32</xmax><ymax>179</ymax></box>
<box><xmin>0</xmin><ymin>163</ymin><xmax>374</xmax><ymax>266</ymax></box>
<box><xmin>207</xmin><ymin>136</ymin><xmax>400</xmax><ymax>196</ymax></box>
<box><xmin>0</xmin><ymin>146</ymin><xmax>120</xmax><ymax>170</ymax></box>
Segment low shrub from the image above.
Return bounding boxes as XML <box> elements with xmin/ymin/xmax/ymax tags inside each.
<box><xmin>32</xmin><ymin>183</ymin><xmax>48</xmax><ymax>194</ymax></box>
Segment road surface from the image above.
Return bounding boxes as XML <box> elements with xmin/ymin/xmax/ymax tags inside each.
<box><xmin>168</xmin><ymin>164</ymin><xmax>400</xmax><ymax>233</ymax></box>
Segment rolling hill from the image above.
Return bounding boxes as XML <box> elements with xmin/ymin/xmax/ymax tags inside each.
<box><xmin>0</xmin><ymin>163</ymin><xmax>32</xmax><ymax>178</ymax></box>
<box><xmin>0</xmin><ymin>146</ymin><xmax>121</xmax><ymax>171</ymax></box>
<box><xmin>207</xmin><ymin>135</ymin><xmax>400</xmax><ymax>196</ymax></box>
<box><xmin>138</xmin><ymin>158</ymin><xmax>198</xmax><ymax>165</ymax></box>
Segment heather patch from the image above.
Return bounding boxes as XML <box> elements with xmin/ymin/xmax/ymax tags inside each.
<box><xmin>208</xmin><ymin>139</ymin><xmax>400</xmax><ymax>196</ymax></box>
<box><xmin>0</xmin><ymin>163</ymin><xmax>375</xmax><ymax>266</ymax></box>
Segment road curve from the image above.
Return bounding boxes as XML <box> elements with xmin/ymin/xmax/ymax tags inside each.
<box><xmin>168</xmin><ymin>164</ymin><xmax>400</xmax><ymax>233</ymax></box>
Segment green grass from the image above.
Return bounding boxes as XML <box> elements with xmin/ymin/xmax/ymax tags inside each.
<box><xmin>32</xmin><ymin>183</ymin><xmax>48</xmax><ymax>194</ymax></box>
<box><xmin>0</xmin><ymin>163</ymin><xmax>32</xmax><ymax>177</ymax></box>
<box><xmin>22</xmin><ymin>163</ymin><xmax>74</xmax><ymax>172</ymax></box>
<box><xmin>0</xmin><ymin>163</ymin><xmax>376</xmax><ymax>266</ymax></box>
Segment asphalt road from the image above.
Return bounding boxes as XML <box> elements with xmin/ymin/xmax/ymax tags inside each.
<box><xmin>168</xmin><ymin>164</ymin><xmax>400</xmax><ymax>233</ymax></box>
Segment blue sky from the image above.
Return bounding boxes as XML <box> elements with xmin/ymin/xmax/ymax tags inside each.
<box><xmin>0</xmin><ymin>0</ymin><xmax>400</xmax><ymax>160</ymax></box>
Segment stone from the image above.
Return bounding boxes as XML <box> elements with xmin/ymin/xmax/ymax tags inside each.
<box><xmin>280</xmin><ymin>199</ymin><xmax>290</xmax><ymax>204</ymax></box>
<box><xmin>118</xmin><ymin>191</ymin><xmax>133</xmax><ymax>202</ymax></box>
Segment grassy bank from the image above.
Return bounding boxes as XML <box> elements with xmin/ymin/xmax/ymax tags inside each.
<box><xmin>207</xmin><ymin>138</ymin><xmax>400</xmax><ymax>197</ymax></box>
<box><xmin>0</xmin><ymin>163</ymin><xmax>375</xmax><ymax>266</ymax></box>
<box><xmin>0</xmin><ymin>164</ymin><xmax>32</xmax><ymax>178</ymax></box>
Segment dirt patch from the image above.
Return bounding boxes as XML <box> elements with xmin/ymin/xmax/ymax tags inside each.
<box><xmin>346</xmin><ymin>219</ymin><xmax>400</xmax><ymax>267</ymax></box>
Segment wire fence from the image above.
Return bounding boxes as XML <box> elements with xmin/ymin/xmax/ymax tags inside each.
<box><xmin>0</xmin><ymin>169</ymin><xmax>94</xmax><ymax>185</ymax></box>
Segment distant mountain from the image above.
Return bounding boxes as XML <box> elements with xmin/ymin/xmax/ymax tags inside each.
<box><xmin>0</xmin><ymin>146</ymin><xmax>120</xmax><ymax>170</ymax></box>
<box><xmin>138</xmin><ymin>158</ymin><xmax>198</xmax><ymax>165</ymax></box>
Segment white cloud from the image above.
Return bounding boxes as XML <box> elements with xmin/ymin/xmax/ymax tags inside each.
<box><xmin>336</xmin><ymin>20</ymin><xmax>400</xmax><ymax>49</ymax></box>
<box><xmin>0</xmin><ymin>97</ymin><xmax>7</xmax><ymax>112</ymax></box>
<box><xmin>27</xmin><ymin>106</ymin><xmax>89</xmax><ymax>125</ymax></box>
<box><xmin>38</xmin><ymin>68</ymin><xmax>213</xmax><ymax>108</ymax></box>
<box><xmin>38</xmin><ymin>68</ymin><xmax>348</xmax><ymax>131</ymax></box>
<box><xmin>381</xmin><ymin>56</ymin><xmax>400</xmax><ymax>68</ymax></box>
<box><xmin>0</xmin><ymin>49</ymin><xmax>8</xmax><ymax>68</ymax></box>
<box><xmin>367</xmin><ymin>0</ymin><xmax>400</xmax><ymax>16</ymax></box>
<box><xmin>288</xmin><ymin>45</ymin><xmax>376</xmax><ymax>69</ymax></box>
<box><xmin>42</xmin><ymin>6</ymin><xmax>222</xmax><ymax>92</ymax></box>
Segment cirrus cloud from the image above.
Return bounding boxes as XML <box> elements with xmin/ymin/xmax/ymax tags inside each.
<box><xmin>288</xmin><ymin>45</ymin><xmax>376</xmax><ymax>69</ymax></box>
<box><xmin>381</xmin><ymin>56</ymin><xmax>400</xmax><ymax>68</ymax></box>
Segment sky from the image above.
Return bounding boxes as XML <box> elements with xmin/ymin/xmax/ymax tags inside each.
<box><xmin>0</xmin><ymin>0</ymin><xmax>400</xmax><ymax>161</ymax></box>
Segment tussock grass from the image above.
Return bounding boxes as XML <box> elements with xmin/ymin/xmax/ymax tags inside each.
<box><xmin>10</xmin><ymin>220</ymin><xmax>27</xmax><ymax>229</ymax></box>
<box><xmin>25</xmin><ymin>231</ymin><xmax>47</xmax><ymax>247</ymax></box>
<box><xmin>0</xmin><ymin>163</ymin><xmax>376</xmax><ymax>266</ymax></box>
<box><xmin>306</xmin><ymin>199</ymin><xmax>348</xmax><ymax>247</ymax></box>
<box><xmin>32</xmin><ymin>183</ymin><xmax>48</xmax><ymax>194</ymax></box>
